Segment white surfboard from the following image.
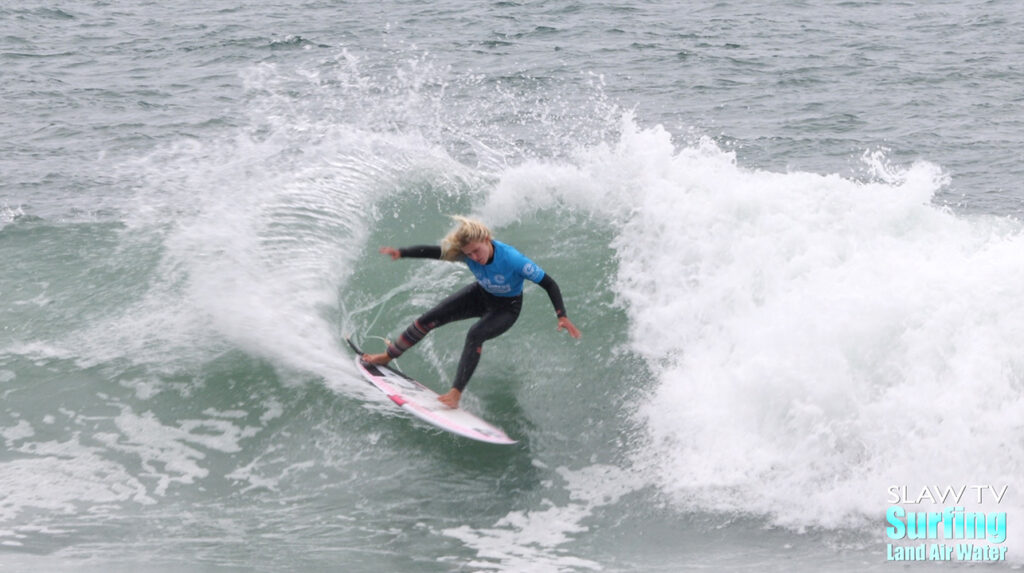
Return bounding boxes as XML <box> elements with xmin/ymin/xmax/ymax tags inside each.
<box><xmin>346</xmin><ymin>338</ymin><xmax>517</xmax><ymax>445</ymax></box>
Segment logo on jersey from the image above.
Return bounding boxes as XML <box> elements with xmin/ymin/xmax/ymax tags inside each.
<box><xmin>480</xmin><ymin>279</ymin><xmax>512</xmax><ymax>294</ymax></box>
<box><xmin>494</xmin><ymin>274</ymin><xmax>506</xmax><ymax>284</ymax></box>
<box><xmin>522</xmin><ymin>263</ymin><xmax>542</xmax><ymax>281</ymax></box>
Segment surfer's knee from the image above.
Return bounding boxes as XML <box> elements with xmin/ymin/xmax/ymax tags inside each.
<box><xmin>465</xmin><ymin>327</ymin><xmax>488</xmax><ymax>351</ymax></box>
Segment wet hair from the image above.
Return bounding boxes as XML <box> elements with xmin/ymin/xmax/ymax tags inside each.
<box><xmin>440</xmin><ymin>216</ymin><xmax>492</xmax><ymax>261</ymax></box>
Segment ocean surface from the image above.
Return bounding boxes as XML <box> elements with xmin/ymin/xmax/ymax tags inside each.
<box><xmin>3</xmin><ymin>1</ymin><xmax>1024</xmax><ymax>571</ymax></box>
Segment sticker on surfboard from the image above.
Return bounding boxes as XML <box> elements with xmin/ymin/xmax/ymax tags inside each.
<box><xmin>346</xmin><ymin>338</ymin><xmax>517</xmax><ymax>445</ymax></box>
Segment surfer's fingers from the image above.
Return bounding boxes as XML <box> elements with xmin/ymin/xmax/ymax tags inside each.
<box><xmin>558</xmin><ymin>320</ymin><xmax>581</xmax><ymax>339</ymax></box>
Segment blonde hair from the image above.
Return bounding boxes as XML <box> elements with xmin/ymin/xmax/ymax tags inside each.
<box><xmin>440</xmin><ymin>216</ymin><xmax>492</xmax><ymax>261</ymax></box>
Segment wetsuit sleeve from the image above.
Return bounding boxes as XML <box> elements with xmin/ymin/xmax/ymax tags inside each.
<box><xmin>398</xmin><ymin>245</ymin><xmax>443</xmax><ymax>259</ymax></box>
<box><xmin>538</xmin><ymin>274</ymin><xmax>567</xmax><ymax>318</ymax></box>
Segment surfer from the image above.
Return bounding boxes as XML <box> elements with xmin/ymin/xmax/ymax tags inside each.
<box><xmin>362</xmin><ymin>216</ymin><xmax>581</xmax><ymax>409</ymax></box>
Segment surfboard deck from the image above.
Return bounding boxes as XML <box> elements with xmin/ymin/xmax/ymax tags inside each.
<box><xmin>346</xmin><ymin>338</ymin><xmax>517</xmax><ymax>445</ymax></box>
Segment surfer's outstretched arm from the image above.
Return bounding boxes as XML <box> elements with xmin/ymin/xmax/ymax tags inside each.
<box><xmin>379</xmin><ymin>245</ymin><xmax>442</xmax><ymax>260</ymax></box>
<box><xmin>537</xmin><ymin>275</ymin><xmax>582</xmax><ymax>339</ymax></box>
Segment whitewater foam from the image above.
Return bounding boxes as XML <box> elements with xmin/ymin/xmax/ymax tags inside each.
<box><xmin>479</xmin><ymin>116</ymin><xmax>1024</xmax><ymax>556</ymax></box>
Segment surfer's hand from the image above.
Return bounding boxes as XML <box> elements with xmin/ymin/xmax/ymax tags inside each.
<box><xmin>379</xmin><ymin>246</ymin><xmax>401</xmax><ymax>260</ymax></box>
<box><xmin>558</xmin><ymin>316</ymin><xmax>581</xmax><ymax>339</ymax></box>
<box><xmin>438</xmin><ymin>388</ymin><xmax>461</xmax><ymax>409</ymax></box>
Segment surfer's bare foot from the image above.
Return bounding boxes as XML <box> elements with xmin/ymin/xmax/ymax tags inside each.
<box><xmin>362</xmin><ymin>353</ymin><xmax>391</xmax><ymax>365</ymax></box>
<box><xmin>438</xmin><ymin>388</ymin><xmax>461</xmax><ymax>409</ymax></box>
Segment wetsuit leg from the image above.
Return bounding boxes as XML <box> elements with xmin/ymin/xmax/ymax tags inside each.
<box><xmin>385</xmin><ymin>283</ymin><xmax>487</xmax><ymax>359</ymax></box>
<box><xmin>451</xmin><ymin>296</ymin><xmax>522</xmax><ymax>392</ymax></box>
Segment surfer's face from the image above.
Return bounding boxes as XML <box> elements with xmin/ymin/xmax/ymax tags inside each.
<box><xmin>462</xmin><ymin>240</ymin><xmax>492</xmax><ymax>264</ymax></box>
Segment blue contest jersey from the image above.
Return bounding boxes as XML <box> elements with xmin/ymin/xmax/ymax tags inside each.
<box><xmin>464</xmin><ymin>240</ymin><xmax>546</xmax><ymax>297</ymax></box>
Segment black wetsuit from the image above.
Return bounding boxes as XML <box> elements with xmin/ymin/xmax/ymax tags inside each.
<box><xmin>384</xmin><ymin>243</ymin><xmax>567</xmax><ymax>392</ymax></box>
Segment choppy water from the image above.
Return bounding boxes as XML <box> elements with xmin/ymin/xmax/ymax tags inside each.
<box><xmin>3</xmin><ymin>1</ymin><xmax>1024</xmax><ymax>571</ymax></box>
